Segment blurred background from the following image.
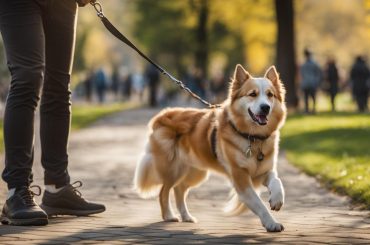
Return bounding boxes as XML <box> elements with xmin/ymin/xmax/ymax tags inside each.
<box><xmin>1</xmin><ymin>0</ymin><xmax>369</xmax><ymax>111</ymax></box>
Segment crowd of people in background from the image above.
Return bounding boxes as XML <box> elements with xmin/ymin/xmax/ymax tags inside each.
<box><xmin>75</xmin><ymin>50</ymin><xmax>369</xmax><ymax>113</ymax></box>
<box><xmin>78</xmin><ymin>65</ymin><xmax>159</xmax><ymax>106</ymax></box>
<box><xmin>300</xmin><ymin>48</ymin><xmax>370</xmax><ymax>113</ymax></box>
<box><xmin>76</xmin><ymin>64</ymin><xmax>229</xmax><ymax>108</ymax></box>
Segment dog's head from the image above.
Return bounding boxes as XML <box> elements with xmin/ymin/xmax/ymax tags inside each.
<box><xmin>227</xmin><ymin>64</ymin><xmax>286</xmax><ymax>135</ymax></box>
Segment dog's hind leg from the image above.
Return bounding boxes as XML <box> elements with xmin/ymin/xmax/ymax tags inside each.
<box><xmin>174</xmin><ymin>168</ymin><xmax>208</xmax><ymax>223</ymax></box>
<box><xmin>160</xmin><ymin>181</ymin><xmax>180</xmax><ymax>222</ymax></box>
<box><xmin>158</xmin><ymin>162</ymin><xmax>187</xmax><ymax>222</ymax></box>
<box><xmin>174</xmin><ymin>184</ymin><xmax>195</xmax><ymax>223</ymax></box>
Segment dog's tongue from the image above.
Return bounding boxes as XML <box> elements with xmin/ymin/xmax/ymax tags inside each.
<box><xmin>255</xmin><ymin>115</ymin><xmax>268</xmax><ymax>125</ymax></box>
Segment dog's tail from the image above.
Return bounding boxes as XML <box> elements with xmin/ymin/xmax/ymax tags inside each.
<box><xmin>223</xmin><ymin>189</ymin><xmax>249</xmax><ymax>216</ymax></box>
<box><xmin>134</xmin><ymin>143</ymin><xmax>161</xmax><ymax>198</ymax></box>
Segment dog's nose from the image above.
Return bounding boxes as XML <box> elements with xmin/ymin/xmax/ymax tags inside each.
<box><xmin>260</xmin><ymin>104</ymin><xmax>270</xmax><ymax>114</ymax></box>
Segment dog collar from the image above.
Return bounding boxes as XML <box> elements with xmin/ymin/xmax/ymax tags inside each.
<box><xmin>228</xmin><ymin>120</ymin><xmax>269</xmax><ymax>141</ymax></box>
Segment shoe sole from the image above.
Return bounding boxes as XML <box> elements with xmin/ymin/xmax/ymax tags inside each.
<box><xmin>0</xmin><ymin>215</ymin><xmax>48</xmax><ymax>226</ymax></box>
<box><xmin>40</xmin><ymin>204</ymin><xmax>105</xmax><ymax>217</ymax></box>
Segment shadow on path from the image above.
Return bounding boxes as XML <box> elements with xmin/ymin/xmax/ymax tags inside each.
<box><xmin>38</xmin><ymin>222</ymin><xmax>257</xmax><ymax>244</ymax></box>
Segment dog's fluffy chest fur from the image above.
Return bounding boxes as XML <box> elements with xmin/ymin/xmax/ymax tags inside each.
<box><xmin>207</xmin><ymin>109</ymin><xmax>276</xmax><ymax>178</ymax></box>
<box><xmin>219</xmin><ymin>133</ymin><xmax>276</xmax><ymax>178</ymax></box>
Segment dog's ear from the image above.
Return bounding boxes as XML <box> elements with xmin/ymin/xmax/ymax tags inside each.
<box><xmin>229</xmin><ymin>64</ymin><xmax>250</xmax><ymax>99</ymax></box>
<box><xmin>265</xmin><ymin>66</ymin><xmax>285</xmax><ymax>102</ymax></box>
<box><xmin>234</xmin><ymin>64</ymin><xmax>250</xmax><ymax>84</ymax></box>
<box><xmin>265</xmin><ymin>66</ymin><xmax>279</xmax><ymax>83</ymax></box>
<box><xmin>232</xmin><ymin>64</ymin><xmax>250</xmax><ymax>91</ymax></box>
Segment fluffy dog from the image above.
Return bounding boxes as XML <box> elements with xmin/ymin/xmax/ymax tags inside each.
<box><xmin>134</xmin><ymin>64</ymin><xmax>287</xmax><ymax>232</ymax></box>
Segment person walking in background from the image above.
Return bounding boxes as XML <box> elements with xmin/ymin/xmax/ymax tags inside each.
<box><xmin>0</xmin><ymin>0</ymin><xmax>105</xmax><ymax>226</ymax></box>
<box><xmin>94</xmin><ymin>68</ymin><xmax>108</xmax><ymax>104</ymax></box>
<box><xmin>350</xmin><ymin>56</ymin><xmax>370</xmax><ymax>112</ymax></box>
<box><xmin>324</xmin><ymin>58</ymin><xmax>339</xmax><ymax>112</ymax></box>
<box><xmin>132</xmin><ymin>71</ymin><xmax>145</xmax><ymax>103</ymax></box>
<box><xmin>122</xmin><ymin>72</ymin><xmax>132</xmax><ymax>101</ymax></box>
<box><xmin>84</xmin><ymin>70</ymin><xmax>94</xmax><ymax>103</ymax></box>
<box><xmin>111</xmin><ymin>66</ymin><xmax>120</xmax><ymax>101</ymax></box>
<box><xmin>145</xmin><ymin>64</ymin><xmax>160</xmax><ymax>107</ymax></box>
<box><xmin>300</xmin><ymin>49</ymin><xmax>322</xmax><ymax>114</ymax></box>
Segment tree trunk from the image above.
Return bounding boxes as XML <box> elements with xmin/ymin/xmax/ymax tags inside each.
<box><xmin>275</xmin><ymin>0</ymin><xmax>298</xmax><ymax>108</ymax></box>
<box><xmin>195</xmin><ymin>0</ymin><xmax>209</xmax><ymax>79</ymax></box>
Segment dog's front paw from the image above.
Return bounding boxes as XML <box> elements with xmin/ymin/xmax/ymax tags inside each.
<box><xmin>264</xmin><ymin>220</ymin><xmax>284</xmax><ymax>232</ymax></box>
<box><xmin>268</xmin><ymin>180</ymin><xmax>284</xmax><ymax>211</ymax></box>
<box><xmin>269</xmin><ymin>191</ymin><xmax>284</xmax><ymax>211</ymax></box>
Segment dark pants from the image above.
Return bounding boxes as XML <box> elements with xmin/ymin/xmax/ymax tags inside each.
<box><xmin>0</xmin><ymin>0</ymin><xmax>77</xmax><ymax>189</ymax></box>
<box><xmin>329</xmin><ymin>91</ymin><xmax>337</xmax><ymax>112</ymax></box>
<box><xmin>303</xmin><ymin>88</ymin><xmax>316</xmax><ymax>113</ymax></box>
<box><xmin>149</xmin><ymin>83</ymin><xmax>158</xmax><ymax>107</ymax></box>
<box><xmin>355</xmin><ymin>91</ymin><xmax>369</xmax><ymax>112</ymax></box>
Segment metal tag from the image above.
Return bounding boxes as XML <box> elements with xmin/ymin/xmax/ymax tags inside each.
<box><xmin>245</xmin><ymin>147</ymin><xmax>252</xmax><ymax>158</ymax></box>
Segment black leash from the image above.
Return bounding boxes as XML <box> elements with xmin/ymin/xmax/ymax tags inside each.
<box><xmin>90</xmin><ymin>1</ymin><xmax>221</xmax><ymax>109</ymax></box>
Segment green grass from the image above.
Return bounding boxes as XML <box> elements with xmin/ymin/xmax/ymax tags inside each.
<box><xmin>71</xmin><ymin>102</ymin><xmax>137</xmax><ymax>130</ymax></box>
<box><xmin>281</xmin><ymin>112</ymin><xmax>370</xmax><ymax>208</ymax></box>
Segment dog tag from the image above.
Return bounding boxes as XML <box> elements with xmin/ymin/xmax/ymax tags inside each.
<box><xmin>257</xmin><ymin>151</ymin><xmax>264</xmax><ymax>161</ymax></box>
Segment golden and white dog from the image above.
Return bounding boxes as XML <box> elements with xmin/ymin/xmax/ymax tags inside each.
<box><xmin>134</xmin><ymin>64</ymin><xmax>287</xmax><ymax>232</ymax></box>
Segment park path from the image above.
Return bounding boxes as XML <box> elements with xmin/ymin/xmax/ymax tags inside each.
<box><xmin>0</xmin><ymin>108</ymin><xmax>369</xmax><ymax>244</ymax></box>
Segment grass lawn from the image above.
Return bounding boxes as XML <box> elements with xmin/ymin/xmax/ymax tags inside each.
<box><xmin>281</xmin><ymin>112</ymin><xmax>370</xmax><ymax>208</ymax></box>
<box><xmin>71</xmin><ymin>102</ymin><xmax>137</xmax><ymax>130</ymax></box>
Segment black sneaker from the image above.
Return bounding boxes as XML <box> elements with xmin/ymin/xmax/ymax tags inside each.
<box><xmin>40</xmin><ymin>181</ymin><xmax>105</xmax><ymax>216</ymax></box>
<box><xmin>1</xmin><ymin>186</ymin><xmax>48</xmax><ymax>226</ymax></box>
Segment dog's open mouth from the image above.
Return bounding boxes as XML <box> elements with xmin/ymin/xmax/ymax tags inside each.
<box><xmin>248</xmin><ymin>108</ymin><xmax>268</xmax><ymax>126</ymax></box>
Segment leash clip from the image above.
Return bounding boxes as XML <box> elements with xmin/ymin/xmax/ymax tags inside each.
<box><xmin>91</xmin><ymin>1</ymin><xmax>104</xmax><ymax>18</ymax></box>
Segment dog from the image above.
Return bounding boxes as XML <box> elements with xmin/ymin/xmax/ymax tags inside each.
<box><xmin>134</xmin><ymin>64</ymin><xmax>287</xmax><ymax>232</ymax></box>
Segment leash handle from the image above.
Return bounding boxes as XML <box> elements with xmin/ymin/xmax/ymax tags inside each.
<box><xmin>90</xmin><ymin>1</ymin><xmax>221</xmax><ymax>109</ymax></box>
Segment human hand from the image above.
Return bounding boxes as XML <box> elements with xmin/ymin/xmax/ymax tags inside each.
<box><xmin>76</xmin><ymin>0</ymin><xmax>94</xmax><ymax>7</ymax></box>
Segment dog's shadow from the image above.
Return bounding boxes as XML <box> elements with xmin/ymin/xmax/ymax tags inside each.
<box><xmin>42</xmin><ymin>221</ymin><xmax>256</xmax><ymax>244</ymax></box>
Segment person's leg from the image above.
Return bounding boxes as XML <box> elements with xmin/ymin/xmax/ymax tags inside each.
<box><xmin>311</xmin><ymin>89</ymin><xmax>316</xmax><ymax>113</ymax></box>
<box><xmin>97</xmin><ymin>88</ymin><xmax>104</xmax><ymax>104</ymax></box>
<box><xmin>40</xmin><ymin>0</ymin><xmax>77</xmax><ymax>187</ymax></box>
<box><xmin>357</xmin><ymin>93</ymin><xmax>366</xmax><ymax>112</ymax></box>
<box><xmin>0</xmin><ymin>0</ymin><xmax>48</xmax><ymax>226</ymax></box>
<box><xmin>0</xmin><ymin>0</ymin><xmax>44</xmax><ymax>190</ymax></box>
<box><xmin>303</xmin><ymin>89</ymin><xmax>309</xmax><ymax>113</ymax></box>
<box><xmin>39</xmin><ymin>0</ymin><xmax>105</xmax><ymax>216</ymax></box>
<box><xmin>149</xmin><ymin>83</ymin><xmax>157</xmax><ymax>107</ymax></box>
<box><xmin>360</xmin><ymin>91</ymin><xmax>368</xmax><ymax>112</ymax></box>
<box><xmin>330</xmin><ymin>92</ymin><xmax>336</xmax><ymax>112</ymax></box>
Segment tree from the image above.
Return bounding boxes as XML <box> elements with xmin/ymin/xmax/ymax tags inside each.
<box><xmin>192</xmin><ymin>0</ymin><xmax>209</xmax><ymax>78</ymax></box>
<box><xmin>133</xmin><ymin>0</ymin><xmax>194</xmax><ymax>76</ymax></box>
<box><xmin>132</xmin><ymin>0</ymin><xmax>277</xmax><ymax>78</ymax></box>
<box><xmin>275</xmin><ymin>0</ymin><xmax>298</xmax><ymax>108</ymax></box>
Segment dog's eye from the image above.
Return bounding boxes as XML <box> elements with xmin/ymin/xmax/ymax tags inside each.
<box><xmin>267</xmin><ymin>92</ymin><xmax>274</xmax><ymax>98</ymax></box>
<box><xmin>249</xmin><ymin>92</ymin><xmax>257</xmax><ymax>97</ymax></box>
